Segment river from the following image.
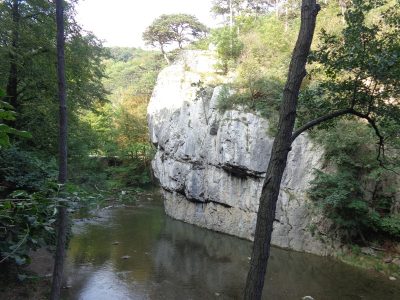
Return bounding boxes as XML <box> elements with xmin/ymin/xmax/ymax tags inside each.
<box><xmin>62</xmin><ymin>189</ymin><xmax>400</xmax><ymax>300</ymax></box>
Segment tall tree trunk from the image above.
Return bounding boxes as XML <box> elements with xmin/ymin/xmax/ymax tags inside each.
<box><xmin>243</xmin><ymin>1</ymin><xmax>320</xmax><ymax>299</ymax></box>
<box><xmin>229</xmin><ymin>0</ymin><xmax>234</xmax><ymax>29</ymax></box>
<box><xmin>284</xmin><ymin>5</ymin><xmax>289</xmax><ymax>31</ymax></box>
<box><xmin>275</xmin><ymin>0</ymin><xmax>280</xmax><ymax>18</ymax></box>
<box><xmin>6</xmin><ymin>0</ymin><xmax>20</xmax><ymax>110</ymax></box>
<box><xmin>50</xmin><ymin>0</ymin><xmax>68</xmax><ymax>299</ymax></box>
<box><xmin>338</xmin><ymin>0</ymin><xmax>347</xmax><ymax>23</ymax></box>
<box><xmin>160</xmin><ymin>45</ymin><xmax>170</xmax><ymax>64</ymax></box>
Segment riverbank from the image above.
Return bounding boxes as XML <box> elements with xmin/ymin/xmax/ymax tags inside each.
<box><xmin>0</xmin><ymin>256</ymin><xmax>51</xmax><ymax>300</ymax></box>
<box><xmin>338</xmin><ymin>246</ymin><xmax>400</xmax><ymax>280</ymax></box>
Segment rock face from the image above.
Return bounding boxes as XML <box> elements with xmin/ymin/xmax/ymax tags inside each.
<box><xmin>148</xmin><ymin>50</ymin><xmax>336</xmax><ymax>255</ymax></box>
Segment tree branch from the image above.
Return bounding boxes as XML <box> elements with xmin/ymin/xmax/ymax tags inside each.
<box><xmin>291</xmin><ymin>107</ymin><xmax>399</xmax><ymax>175</ymax></box>
<box><xmin>291</xmin><ymin>108</ymin><xmax>353</xmax><ymax>142</ymax></box>
<box><xmin>349</xmin><ymin>110</ymin><xmax>389</xmax><ymax>171</ymax></box>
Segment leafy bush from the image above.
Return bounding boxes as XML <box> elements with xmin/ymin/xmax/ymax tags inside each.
<box><xmin>379</xmin><ymin>216</ymin><xmax>400</xmax><ymax>239</ymax></box>
<box><xmin>0</xmin><ymin>89</ymin><xmax>31</xmax><ymax>148</ymax></box>
<box><xmin>216</xmin><ymin>78</ymin><xmax>283</xmax><ymax>135</ymax></box>
<box><xmin>0</xmin><ymin>146</ymin><xmax>57</xmax><ymax>192</ymax></box>
<box><xmin>309</xmin><ymin>121</ymin><xmax>399</xmax><ymax>242</ymax></box>
<box><xmin>211</xmin><ymin>26</ymin><xmax>243</xmax><ymax>73</ymax></box>
<box><xmin>309</xmin><ymin>170</ymin><xmax>380</xmax><ymax>239</ymax></box>
<box><xmin>212</xmin><ymin>15</ymin><xmax>297</xmax><ymax>132</ymax></box>
<box><xmin>0</xmin><ymin>190</ymin><xmax>56</xmax><ymax>266</ymax></box>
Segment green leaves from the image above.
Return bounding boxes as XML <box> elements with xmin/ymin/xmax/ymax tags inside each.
<box><xmin>299</xmin><ymin>2</ymin><xmax>400</xmax><ymax>235</ymax></box>
<box><xmin>0</xmin><ymin>188</ymin><xmax>57</xmax><ymax>266</ymax></box>
<box><xmin>143</xmin><ymin>14</ymin><xmax>208</xmax><ymax>50</ymax></box>
<box><xmin>0</xmin><ymin>89</ymin><xmax>32</xmax><ymax>148</ymax></box>
<box><xmin>309</xmin><ymin>120</ymin><xmax>399</xmax><ymax>242</ymax></box>
<box><xmin>304</xmin><ymin>0</ymin><xmax>400</xmax><ymax>122</ymax></box>
<box><xmin>211</xmin><ymin>26</ymin><xmax>244</xmax><ymax>72</ymax></box>
<box><xmin>0</xmin><ymin>0</ymin><xmax>108</xmax><ymax>155</ymax></box>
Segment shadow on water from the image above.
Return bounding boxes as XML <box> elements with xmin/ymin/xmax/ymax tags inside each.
<box><xmin>62</xmin><ymin>190</ymin><xmax>400</xmax><ymax>300</ymax></box>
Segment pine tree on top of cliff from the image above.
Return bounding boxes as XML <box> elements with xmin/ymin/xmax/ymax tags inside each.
<box><xmin>142</xmin><ymin>14</ymin><xmax>208</xmax><ymax>64</ymax></box>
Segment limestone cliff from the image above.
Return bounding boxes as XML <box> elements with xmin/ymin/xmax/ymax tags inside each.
<box><xmin>148</xmin><ymin>50</ymin><xmax>337</xmax><ymax>255</ymax></box>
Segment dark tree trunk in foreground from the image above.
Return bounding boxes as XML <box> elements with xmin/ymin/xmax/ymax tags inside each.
<box><xmin>244</xmin><ymin>1</ymin><xmax>320</xmax><ymax>299</ymax></box>
<box><xmin>50</xmin><ymin>0</ymin><xmax>68</xmax><ymax>299</ymax></box>
<box><xmin>6</xmin><ymin>0</ymin><xmax>20</xmax><ymax>109</ymax></box>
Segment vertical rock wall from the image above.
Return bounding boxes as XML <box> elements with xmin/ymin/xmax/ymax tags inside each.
<box><xmin>148</xmin><ymin>50</ymin><xmax>337</xmax><ymax>255</ymax></box>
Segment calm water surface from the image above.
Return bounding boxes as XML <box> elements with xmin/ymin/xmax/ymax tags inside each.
<box><xmin>62</xmin><ymin>190</ymin><xmax>400</xmax><ymax>300</ymax></box>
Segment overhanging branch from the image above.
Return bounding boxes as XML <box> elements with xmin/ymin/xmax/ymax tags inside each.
<box><xmin>291</xmin><ymin>108</ymin><xmax>353</xmax><ymax>142</ymax></box>
<box><xmin>291</xmin><ymin>107</ymin><xmax>398</xmax><ymax>174</ymax></box>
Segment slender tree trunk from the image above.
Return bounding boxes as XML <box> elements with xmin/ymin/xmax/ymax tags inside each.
<box><xmin>339</xmin><ymin>0</ymin><xmax>347</xmax><ymax>23</ymax></box>
<box><xmin>6</xmin><ymin>0</ymin><xmax>20</xmax><ymax>110</ymax></box>
<box><xmin>243</xmin><ymin>1</ymin><xmax>320</xmax><ymax>299</ymax></box>
<box><xmin>284</xmin><ymin>5</ymin><xmax>289</xmax><ymax>31</ymax></box>
<box><xmin>160</xmin><ymin>45</ymin><xmax>170</xmax><ymax>64</ymax></box>
<box><xmin>50</xmin><ymin>0</ymin><xmax>68</xmax><ymax>299</ymax></box>
<box><xmin>229</xmin><ymin>0</ymin><xmax>234</xmax><ymax>29</ymax></box>
<box><xmin>275</xmin><ymin>0</ymin><xmax>280</xmax><ymax>18</ymax></box>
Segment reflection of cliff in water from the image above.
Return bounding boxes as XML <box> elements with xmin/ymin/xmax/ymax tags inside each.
<box><xmin>151</xmin><ymin>217</ymin><xmax>250</xmax><ymax>299</ymax></box>
<box><xmin>152</xmin><ymin>217</ymin><xmax>400</xmax><ymax>300</ymax></box>
<box><xmin>62</xmin><ymin>192</ymin><xmax>400</xmax><ymax>300</ymax></box>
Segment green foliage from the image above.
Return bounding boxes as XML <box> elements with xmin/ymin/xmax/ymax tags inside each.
<box><xmin>107</xmin><ymin>161</ymin><xmax>152</xmax><ymax>188</ymax></box>
<box><xmin>0</xmin><ymin>146</ymin><xmax>57</xmax><ymax>192</ymax></box>
<box><xmin>211</xmin><ymin>2</ymin><xmax>399</xmax><ymax>245</ymax></box>
<box><xmin>103</xmin><ymin>48</ymin><xmax>165</xmax><ymax>100</ymax></box>
<box><xmin>298</xmin><ymin>0</ymin><xmax>400</xmax><ymax>144</ymax></box>
<box><xmin>214</xmin><ymin>15</ymin><xmax>296</xmax><ymax>132</ymax></box>
<box><xmin>310</xmin><ymin>169</ymin><xmax>377</xmax><ymax>237</ymax></box>
<box><xmin>0</xmin><ymin>0</ymin><xmax>108</xmax><ymax>156</ymax></box>
<box><xmin>237</xmin><ymin>15</ymin><xmax>298</xmax><ymax>78</ymax></box>
<box><xmin>212</xmin><ymin>1</ymin><xmax>346</xmax><ymax>123</ymax></box>
<box><xmin>91</xmin><ymin>47</ymin><xmax>164</xmax><ymax>159</ymax></box>
<box><xmin>211</xmin><ymin>0</ymin><xmax>278</xmax><ymax>20</ymax></box>
<box><xmin>187</xmin><ymin>36</ymin><xmax>212</xmax><ymax>50</ymax></box>
<box><xmin>296</xmin><ymin>1</ymin><xmax>400</xmax><ymax>245</ymax></box>
<box><xmin>70</xmin><ymin>47</ymin><xmax>162</xmax><ymax>192</ymax></box>
<box><xmin>0</xmin><ymin>0</ymin><xmax>110</xmax><ymax>273</ymax></box>
<box><xmin>211</xmin><ymin>26</ymin><xmax>243</xmax><ymax>73</ymax></box>
<box><xmin>0</xmin><ymin>190</ymin><xmax>57</xmax><ymax>266</ymax></box>
<box><xmin>217</xmin><ymin>78</ymin><xmax>282</xmax><ymax>120</ymax></box>
<box><xmin>143</xmin><ymin>14</ymin><xmax>208</xmax><ymax>52</ymax></box>
<box><xmin>309</xmin><ymin>121</ymin><xmax>399</xmax><ymax>241</ymax></box>
<box><xmin>0</xmin><ymin>89</ymin><xmax>31</xmax><ymax>148</ymax></box>
<box><xmin>379</xmin><ymin>216</ymin><xmax>400</xmax><ymax>238</ymax></box>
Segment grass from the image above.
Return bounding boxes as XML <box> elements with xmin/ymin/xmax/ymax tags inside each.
<box><xmin>337</xmin><ymin>247</ymin><xmax>400</xmax><ymax>279</ymax></box>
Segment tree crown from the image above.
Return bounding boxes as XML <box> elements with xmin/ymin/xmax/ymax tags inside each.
<box><xmin>142</xmin><ymin>14</ymin><xmax>208</xmax><ymax>50</ymax></box>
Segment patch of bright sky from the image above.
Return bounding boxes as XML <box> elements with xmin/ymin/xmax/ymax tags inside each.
<box><xmin>76</xmin><ymin>0</ymin><xmax>219</xmax><ymax>48</ymax></box>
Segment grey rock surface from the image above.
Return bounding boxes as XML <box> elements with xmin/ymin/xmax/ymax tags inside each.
<box><xmin>148</xmin><ymin>50</ymin><xmax>337</xmax><ymax>255</ymax></box>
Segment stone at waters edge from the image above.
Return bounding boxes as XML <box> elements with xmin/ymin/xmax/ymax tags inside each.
<box><xmin>384</xmin><ymin>256</ymin><xmax>393</xmax><ymax>263</ymax></box>
<box><xmin>392</xmin><ymin>258</ymin><xmax>400</xmax><ymax>267</ymax></box>
<box><xmin>361</xmin><ymin>247</ymin><xmax>377</xmax><ymax>257</ymax></box>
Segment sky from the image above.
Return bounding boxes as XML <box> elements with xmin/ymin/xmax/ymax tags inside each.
<box><xmin>76</xmin><ymin>0</ymin><xmax>218</xmax><ymax>48</ymax></box>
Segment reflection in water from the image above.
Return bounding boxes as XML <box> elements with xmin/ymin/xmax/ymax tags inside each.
<box><xmin>63</xmin><ymin>190</ymin><xmax>400</xmax><ymax>300</ymax></box>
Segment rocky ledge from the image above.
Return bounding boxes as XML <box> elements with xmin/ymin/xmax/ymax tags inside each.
<box><xmin>148</xmin><ymin>50</ymin><xmax>338</xmax><ymax>255</ymax></box>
